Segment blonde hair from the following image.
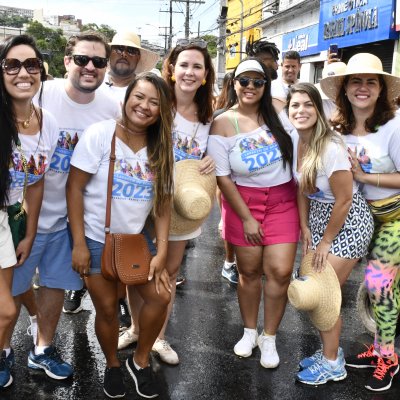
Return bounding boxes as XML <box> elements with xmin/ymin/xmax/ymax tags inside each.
<box><xmin>287</xmin><ymin>83</ymin><xmax>344</xmax><ymax>194</ymax></box>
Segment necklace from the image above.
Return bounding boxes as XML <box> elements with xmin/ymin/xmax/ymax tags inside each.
<box><xmin>16</xmin><ymin>103</ymin><xmax>35</xmax><ymax>129</ymax></box>
<box><xmin>116</xmin><ymin>121</ymin><xmax>146</xmax><ymax>152</ymax></box>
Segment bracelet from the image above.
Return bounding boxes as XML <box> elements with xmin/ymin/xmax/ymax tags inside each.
<box><xmin>376</xmin><ymin>173</ymin><xmax>380</xmax><ymax>188</ymax></box>
<box><xmin>156</xmin><ymin>238</ymin><xmax>167</xmax><ymax>243</ymax></box>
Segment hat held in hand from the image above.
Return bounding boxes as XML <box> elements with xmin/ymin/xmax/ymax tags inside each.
<box><xmin>169</xmin><ymin>159</ymin><xmax>216</xmax><ymax>236</ymax></box>
<box><xmin>287</xmin><ymin>252</ymin><xmax>341</xmax><ymax>331</ymax></box>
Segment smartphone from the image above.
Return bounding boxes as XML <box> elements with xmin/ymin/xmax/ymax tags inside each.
<box><xmin>329</xmin><ymin>43</ymin><xmax>338</xmax><ymax>56</ymax></box>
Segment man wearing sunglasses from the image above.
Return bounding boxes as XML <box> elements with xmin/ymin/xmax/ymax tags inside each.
<box><xmin>103</xmin><ymin>31</ymin><xmax>159</xmax><ymax>103</ymax></box>
<box><xmin>8</xmin><ymin>31</ymin><xmax>120</xmax><ymax>384</ymax></box>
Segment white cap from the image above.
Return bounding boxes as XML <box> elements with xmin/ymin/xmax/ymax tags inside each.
<box><xmin>234</xmin><ymin>60</ymin><xmax>265</xmax><ymax>77</ymax></box>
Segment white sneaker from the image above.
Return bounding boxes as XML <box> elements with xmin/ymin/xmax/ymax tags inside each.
<box><xmin>117</xmin><ymin>330</ymin><xmax>139</xmax><ymax>350</ymax></box>
<box><xmin>152</xmin><ymin>338</ymin><xmax>179</xmax><ymax>365</ymax></box>
<box><xmin>258</xmin><ymin>334</ymin><xmax>279</xmax><ymax>368</ymax></box>
<box><xmin>234</xmin><ymin>328</ymin><xmax>258</xmax><ymax>357</ymax></box>
<box><xmin>26</xmin><ymin>316</ymin><xmax>38</xmax><ymax>345</ymax></box>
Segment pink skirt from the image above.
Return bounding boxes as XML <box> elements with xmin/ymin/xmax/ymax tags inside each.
<box><xmin>222</xmin><ymin>179</ymin><xmax>300</xmax><ymax>246</ymax></box>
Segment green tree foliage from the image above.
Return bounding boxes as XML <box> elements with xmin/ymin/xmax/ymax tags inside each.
<box><xmin>81</xmin><ymin>23</ymin><xmax>116</xmax><ymax>41</ymax></box>
<box><xmin>25</xmin><ymin>21</ymin><xmax>67</xmax><ymax>78</ymax></box>
<box><xmin>201</xmin><ymin>34</ymin><xmax>217</xmax><ymax>58</ymax></box>
<box><xmin>0</xmin><ymin>14</ymin><xmax>30</xmax><ymax>28</ymax></box>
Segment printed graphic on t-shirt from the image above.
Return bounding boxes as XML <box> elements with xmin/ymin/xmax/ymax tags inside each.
<box><xmin>112</xmin><ymin>158</ymin><xmax>154</xmax><ymax>201</ymax></box>
<box><xmin>9</xmin><ymin>151</ymin><xmax>48</xmax><ymax>188</ymax></box>
<box><xmin>49</xmin><ymin>129</ymin><xmax>80</xmax><ymax>174</ymax></box>
<box><xmin>173</xmin><ymin>131</ymin><xmax>203</xmax><ymax>161</ymax></box>
<box><xmin>240</xmin><ymin>130</ymin><xmax>282</xmax><ymax>173</ymax></box>
<box><xmin>308</xmin><ymin>187</ymin><xmax>325</xmax><ymax>200</ymax></box>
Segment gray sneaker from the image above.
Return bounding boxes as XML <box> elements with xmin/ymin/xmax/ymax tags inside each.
<box><xmin>222</xmin><ymin>263</ymin><xmax>238</xmax><ymax>284</ymax></box>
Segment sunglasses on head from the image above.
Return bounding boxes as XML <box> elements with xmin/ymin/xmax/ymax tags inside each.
<box><xmin>71</xmin><ymin>54</ymin><xmax>108</xmax><ymax>69</ymax></box>
<box><xmin>1</xmin><ymin>58</ymin><xmax>43</xmax><ymax>75</ymax></box>
<box><xmin>235</xmin><ymin>77</ymin><xmax>267</xmax><ymax>88</ymax></box>
<box><xmin>176</xmin><ymin>38</ymin><xmax>207</xmax><ymax>49</ymax></box>
<box><xmin>112</xmin><ymin>45</ymin><xmax>140</xmax><ymax>57</ymax></box>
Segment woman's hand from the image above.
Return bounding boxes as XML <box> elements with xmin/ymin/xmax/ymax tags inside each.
<box><xmin>301</xmin><ymin>226</ymin><xmax>312</xmax><ymax>257</ymax></box>
<box><xmin>15</xmin><ymin>236</ymin><xmax>34</xmax><ymax>266</ymax></box>
<box><xmin>348</xmin><ymin>147</ymin><xmax>366</xmax><ymax>183</ymax></box>
<box><xmin>72</xmin><ymin>244</ymin><xmax>91</xmax><ymax>277</ymax></box>
<box><xmin>242</xmin><ymin>216</ymin><xmax>264</xmax><ymax>245</ymax></box>
<box><xmin>148</xmin><ymin>254</ymin><xmax>171</xmax><ymax>294</ymax></box>
<box><xmin>312</xmin><ymin>239</ymin><xmax>331</xmax><ymax>272</ymax></box>
<box><xmin>199</xmin><ymin>155</ymin><xmax>215</xmax><ymax>175</ymax></box>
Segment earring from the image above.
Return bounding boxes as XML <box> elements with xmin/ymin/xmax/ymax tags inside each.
<box><xmin>171</xmin><ymin>74</ymin><xmax>176</xmax><ymax>82</ymax></box>
<box><xmin>201</xmin><ymin>78</ymin><xmax>206</xmax><ymax>86</ymax></box>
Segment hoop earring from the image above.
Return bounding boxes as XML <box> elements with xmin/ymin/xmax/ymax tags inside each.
<box><xmin>201</xmin><ymin>78</ymin><xmax>206</xmax><ymax>86</ymax></box>
<box><xmin>171</xmin><ymin>75</ymin><xmax>176</xmax><ymax>82</ymax></box>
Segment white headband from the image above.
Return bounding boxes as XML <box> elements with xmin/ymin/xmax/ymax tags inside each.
<box><xmin>234</xmin><ymin>60</ymin><xmax>265</xmax><ymax>77</ymax></box>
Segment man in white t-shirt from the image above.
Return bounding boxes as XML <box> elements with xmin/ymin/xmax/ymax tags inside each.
<box><xmin>271</xmin><ymin>50</ymin><xmax>302</xmax><ymax>100</ymax></box>
<box><xmin>7</xmin><ymin>31</ymin><xmax>120</xmax><ymax>380</ymax></box>
<box><xmin>102</xmin><ymin>31</ymin><xmax>159</xmax><ymax>104</ymax></box>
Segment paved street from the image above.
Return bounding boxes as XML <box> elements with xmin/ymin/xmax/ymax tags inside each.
<box><xmin>2</xmin><ymin>206</ymin><xmax>400</xmax><ymax>400</ymax></box>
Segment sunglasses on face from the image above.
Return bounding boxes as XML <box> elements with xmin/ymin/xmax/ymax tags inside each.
<box><xmin>1</xmin><ymin>58</ymin><xmax>43</xmax><ymax>75</ymax></box>
<box><xmin>70</xmin><ymin>54</ymin><xmax>108</xmax><ymax>69</ymax></box>
<box><xmin>112</xmin><ymin>46</ymin><xmax>140</xmax><ymax>57</ymax></box>
<box><xmin>235</xmin><ymin>77</ymin><xmax>267</xmax><ymax>88</ymax></box>
<box><xmin>176</xmin><ymin>38</ymin><xmax>207</xmax><ymax>49</ymax></box>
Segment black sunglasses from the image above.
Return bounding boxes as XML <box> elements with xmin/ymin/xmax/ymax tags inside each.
<box><xmin>176</xmin><ymin>38</ymin><xmax>207</xmax><ymax>49</ymax></box>
<box><xmin>235</xmin><ymin>77</ymin><xmax>267</xmax><ymax>88</ymax></box>
<box><xmin>112</xmin><ymin>45</ymin><xmax>140</xmax><ymax>57</ymax></box>
<box><xmin>71</xmin><ymin>55</ymin><xmax>108</xmax><ymax>69</ymax></box>
<box><xmin>1</xmin><ymin>57</ymin><xmax>43</xmax><ymax>75</ymax></box>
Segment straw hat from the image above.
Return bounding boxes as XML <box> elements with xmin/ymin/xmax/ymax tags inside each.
<box><xmin>320</xmin><ymin>53</ymin><xmax>400</xmax><ymax>102</ymax></box>
<box><xmin>315</xmin><ymin>62</ymin><xmax>347</xmax><ymax>100</ymax></box>
<box><xmin>287</xmin><ymin>253</ymin><xmax>341</xmax><ymax>331</ymax></box>
<box><xmin>169</xmin><ymin>159</ymin><xmax>217</xmax><ymax>236</ymax></box>
<box><xmin>109</xmin><ymin>31</ymin><xmax>159</xmax><ymax>73</ymax></box>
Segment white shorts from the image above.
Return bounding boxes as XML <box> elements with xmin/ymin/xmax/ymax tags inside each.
<box><xmin>0</xmin><ymin>210</ymin><xmax>17</xmax><ymax>269</ymax></box>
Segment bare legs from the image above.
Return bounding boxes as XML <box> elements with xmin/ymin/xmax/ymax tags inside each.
<box><xmin>0</xmin><ymin>267</ymin><xmax>16</xmax><ymax>352</ymax></box>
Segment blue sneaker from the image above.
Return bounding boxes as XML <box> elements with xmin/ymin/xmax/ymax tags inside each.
<box><xmin>5</xmin><ymin>348</ymin><xmax>15</xmax><ymax>368</ymax></box>
<box><xmin>28</xmin><ymin>346</ymin><xmax>73</xmax><ymax>379</ymax></box>
<box><xmin>299</xmin><ymin>347</ymin><xmax>344</xmax><ymax>370</ymax></box>
<box><xmin>222</xmin><ymin>263</ymin><xmax>238</xmax><ymax>284</ymax></box>
<box><xmin>0</xmin><ymin>351</ymin><xmax>13</xmax><ymax>388</ymax></box>
<box><xmin>297</xmin><ymin>357</ymin><xmax>347</xmax><ymax>385</ymax></box>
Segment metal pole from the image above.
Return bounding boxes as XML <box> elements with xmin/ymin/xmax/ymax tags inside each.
<box><xmin>217</xmin><ymin>0</ymin><xmax>227</xmax><ymax>89</ymax></box>
<box><xmin>185</xmin><ymin>0</ymin><xmax>190</xmax><ymax>38</ymax></box>
<box><xmin>239</xmin><ymin>0</ymin><xmax>243</xmax><ymax>61</ymax></box>
<box><xmin>168</xmin><ymin>0</ymin><xmax>173</xmax><ymax>49</ymax></box>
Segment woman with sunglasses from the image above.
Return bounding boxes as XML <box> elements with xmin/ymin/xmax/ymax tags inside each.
<box><xmin>0</xmin><ymin>34</ymin><xmax>58</xmax><ymax>388</ymax></box>
<box><xmin>287</xmin><ymin>82</ymin><xmax>374</xmax><ymax>385</ymax></box>
<box><xmin>320</xmin><ymin>53</ymin><xmax>400</xmax><ymax>392</ymax></box>
<box><xmin>67</xmin><ymin>72</ymin><xmax>174</xmax><ymax>398</ymax></box>
<box><xmin>207</xmin><ymin>58</ymin><xmax>299</xmax><ymax>368</ymax></box>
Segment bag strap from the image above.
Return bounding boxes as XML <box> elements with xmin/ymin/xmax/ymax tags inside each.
<box><xmin>15</xmin><ymin>137</ymin><xmax>29</xmax><ymax>218</ymax></box>
<box><xmin>104</xmin><ymin>132</ymin><xmax>116</xmax><ymax>233</ymax></box>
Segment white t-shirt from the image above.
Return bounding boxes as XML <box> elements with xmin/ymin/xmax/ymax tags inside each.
<box><xmin>36</xmin><ymin>78</ymin><xmax>121</xmax><ymax>233</ymax></box>
<box><xmin>208</xmin><ymin>125</ymin><xmax>292</xmax><ymax>187</ymax></box>
<box><xmin>8</xmin><ymin>109</ymin><xmax>58</xmax><ymax>206</ymax></box>
<box><xmin>343</xmin><ymin>115</ymin><xmax>400</xmax><ymax>200</ymax></box>
<box><xmin>292</xmin><ymin>132</ymin><xmax>357</xmax><ymax>203</ymax></box>
<box><xmin>71</xmin><ymin>119</ymin><xmax>154</xmax><ymax>243</ymax></box>
<box><xmin>100</xmin><ymin>72</ymin><xmax>128</xmax><ymax>105</ymax></box>
<box><xmin>173</xmin><ymin>112</ymin><xmax>210</xmax><ymax>162</ymax></box>
<box><xmin>271</xmin><ymin>78</ymin><xmax>292</xmax><ymax>99</ymax></box>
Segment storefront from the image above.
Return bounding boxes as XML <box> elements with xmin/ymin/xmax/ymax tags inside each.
<box><xmin>318</xmin><ymin>0</ymin><xmax>398</xmax><ymax>72</ymax></box>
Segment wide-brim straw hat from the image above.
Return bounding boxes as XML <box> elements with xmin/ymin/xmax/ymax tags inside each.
<box><xmin>109</xmin><ymin>32</ymin><xmax>159</xmax><ymax>73</ymax></box>
<box><xmin>287</xmin><ymin>252</ymin><xmax>341</xmax><ymax>332</ymax></box>
<box><xmin>169</xmin><ymin>159</ymin><xmax>217</xmax><ymax>236</ymax></box>
<box><xmin>320</xmin><ymin>53</ymin><xmax>400</xmax><ymax>102</ymax></box>
<box><xmin>315</xmin><ymin>61</ymin><xmax>347</xmax><ymax>100</ymax></box>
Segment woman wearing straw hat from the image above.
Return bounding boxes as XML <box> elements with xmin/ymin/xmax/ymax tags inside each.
<box><xmin>67</xmin><ymin>73</ymin><xmax>174</xmax><ymax>398</ymax></box>
<box><xmin>208</xmin><ymin>57</ymin><xmax>299</xmax><ymax>369</ymax></box>
<box><xmin>320</xmin><ymin>52</ymin><xmax>400</xmax><ymax>392</ymax></box>
<box><xmin>286</xmin><ymin>82</ymin><xmax>374</xmax><ymax>385</ymax></box>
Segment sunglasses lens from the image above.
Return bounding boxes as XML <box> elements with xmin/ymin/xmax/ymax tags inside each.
<box><xmin>3</xmin><ymin>59</ymin><xmax>22</xmax><ymax>75</ymax></box>
<box><xmin>238</xmin><ymin>78</ymin><xmax>250</xmax><ymax>87</ymax></box>
<box><xmin>24</xmin><ymin>58</ymin><xmax>42</xmax><ymax>74</ymax></box>
<box><xmin>126</xmin><ymin>47</ymin><xmax>140</xmax><ymax>56</ymax></box>
<box><xmin>73</xmin><ymin>55</ymin><xmax>89</xmax><ymax>67</ymax></box>
<box><xmin>91</xmin><ymin>57</ymin><xmax>108</xmax><ymax>68</ymax></box>
<box><xmin>254</xmin><ymin>79</ymin><xmax>265</xmax><ymax>88</ymax></box>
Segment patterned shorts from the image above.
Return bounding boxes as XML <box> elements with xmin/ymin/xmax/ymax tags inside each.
<box><xmin>309</xmin><ymin>191</ymin><xmax>374</xmax><ymax>259</ymax></box>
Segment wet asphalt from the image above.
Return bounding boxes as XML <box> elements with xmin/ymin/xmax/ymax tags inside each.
<box><xmin>1</xmin><ymin>206</ymin><xmax>400</xmax><ymax>400</ymax></box>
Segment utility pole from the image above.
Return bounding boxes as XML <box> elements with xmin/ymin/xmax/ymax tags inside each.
<box><xmin>173</xmin><ymin>0</ymin><xmax>205</xmax><ymax>40</ymax></box>
<box><xmin>217</xmin><ymin>0</ymin><xmax>228</xmax><ymax>89</ymax></box>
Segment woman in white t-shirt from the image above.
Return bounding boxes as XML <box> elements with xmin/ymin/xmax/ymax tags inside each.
<box><xmin>0</xmin><ymin>35</ymin><xmax>57</xmax><ymax>388</ymax></box>
<box><xmin>67</xmin><ymin>73</ymin><xmax>174</xmax><ymax>399</ymax></box>
<box><xmin>320</xmin><ymin>53</ymin><xmax>400</xmax><ymax>392</ymax></box>
<box><xmin>208</xmin><ymin>58</ymin><xmax>299</xmax><ymax>369</ymax></box>
<box><xmin>287</xmin><ymin>82</ymin><xmax>373</xmax><ymax>386</ymax></box>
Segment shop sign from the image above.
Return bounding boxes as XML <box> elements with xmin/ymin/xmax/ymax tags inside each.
<box><xmin>282</xmin><ymin>24</ymin><xmax>319</xmax><ymax>57</ymax></box>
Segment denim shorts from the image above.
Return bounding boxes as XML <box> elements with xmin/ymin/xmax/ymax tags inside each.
<box><xmin>84</xmin><ymin>229</ymin><xmax>157</xmax><ymax>276</ymax></box>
